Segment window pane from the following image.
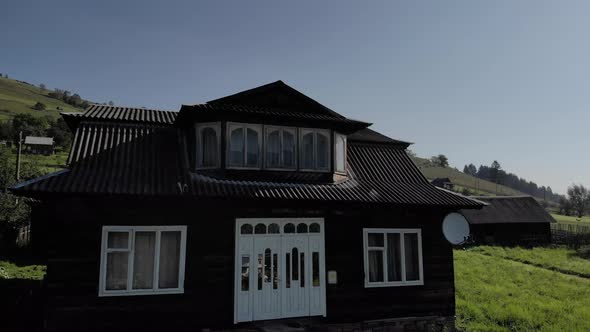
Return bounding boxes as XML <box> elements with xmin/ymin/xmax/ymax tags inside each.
<box><xmin>312</xmin><ymin>252</ymin><xmax>320</xmax><ymax>287</ymax></box>
<box><xmin>368</xmin><ymin>250</ymin><xmax>384</xmax><ymax>282</ymax></box>
<box><xmin>240</xmin><ymin>224</ymin><xmax>253</xmax><ymax>234</ymax></box>
<box><xmin>368</xmin><ymin>233</ymin><xmax>384</xmax><ymax>247</ymax></box>
<box><xmin>159</xmin><ymin>231</ymin><xmax>181</xmax><ymax>289</ymax></box>
<box><xmin>300</xmin><ymin>252</ymin><xmax>305</xmax><ymax>287</ymax></box>
<box><xmin>297</xmin><ymin>223</ymin><xmax>308</xmax><ymax>233</ymax></box>
<box><xmin>273</xmin><ymin>253</ymin><xmax>278</xmax><ymax>289</ymax></box>
<box><xmin>268</xmin><ymin>223</ymin><xmax>280</xmax><ymax>234</ymax></box>
<box><xmin>282</xmin><ymin>130</ymin><xmax>295</xmax><ymax>168</ymax></box>
<box><xmin>266</xmin><ymin>129</ymin><xmax>280</xmax><ymax>168</ymax></box>
<box><xmin>106</xmin><ymin>252</ymin><xmax>128</xmax><ymax>290</ymax></box>
<box><xmin>229</xmin><ymin>128</ymin><xmax>244</xmax><ymax>166</ymax></box>
<box><xmin>284</xmin><ymin>223</ymin><xmax>295</xmax><ymax>233</ymax></box>
<box><xmin>200</xmin><ymin>127</ymin><xmax>218</xmax><ymax>167</ymax></box>
<box><xmin>254</xmin><ymin>223</ymin><xmax>266</xmax><ymax>234</ymax></box>
<box><xmin>292</xmin><ymin>248</ymin><xmax>299</xmax><ymax>280</ymax></box>
<box><xmin>241</xmin><ymin>255</ymin><xmax>249</xmax><ymax>291</ymax></box>
<box><xmin>246</xmin><ymin>128</ymin><xmax>259</xmax><ymax>167</ymax></box>
<box><xmin>309</xmin><ymin>223</ymin><xmax>320</xmax><ymax>233</ymax></box>
<box><xmin>286</xmin><ymin>253</ymin><xmax>291</xmax><ymax>288</ymax></box>
<box><xmin>387</xmin><ymin>233</ymin><xmax>402</xmax><ymax>282</ymax></box>
<box><xmin>335</xmin><ymin>134</ymin><xmax>346</xmax><ymax>172</ymax></box>
<box><xmin>107</xmin><ymin>231</ymin><xmax>129</xmax><ymax>249</ymax></box>
<box><xmin>404</xmin><ymin>233</ymin><xmax>420</xmax><ymax>281</ymax></box>
<box><xmin>133</xmin><ymin>232</ymin><xmax>155</xmax><ymax>289</ymax></box>
<box><xmin>317</xmin><ymin>133</ymin><xmax>329</xmax><ymax>170</ymax></box>
<box><xmin>301</xmin><ymin>132</ymin><xmax>314</xmax><ymax>169</ymax></box>
<box><xmin>258</xmin><ymin>254</ymin><xmax>263</xmax><ymax>290</ymax></box>
<box><xmin>264</xmin><ymin>249</ymin><xmax>271</xmax><ymax>283</ymax></box>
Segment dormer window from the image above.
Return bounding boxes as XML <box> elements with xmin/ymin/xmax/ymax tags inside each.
<box><xmin>228</xmin><ymin>122</ymin><xmax>262</xmax><ymax>169</ymax></box>
<box><xmin>265</xmin><ymin>126</ymin><xmax>296</xmax><ymax>169</ymax></box>
<box><xmin>334</xmin><ymin>133</ymin><xmax>347</xmax><ymax>174</ymax></box>
<box><xmin>196</xmin><ymin>122</ymin><xmax>221</xmax><ymax>168</ymax></box>
<box><xmin>299</xmin><ymin>129</ymin><xmax>330</xmax><ymax>172</ymax></box>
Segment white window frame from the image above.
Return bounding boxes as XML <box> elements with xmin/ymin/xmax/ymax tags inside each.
<box><xmin>362</xmin><ymin>228</ymin><xmax>424</xmax><ymax>288</ymax></box>
<box><xmin>298</xmin><ymin>128</ymin><xmax>331</xmax><ymax>172</ymax></box>
<box><xmin>195</xmin><ymin>122</ymin><xmax>221</xmax><ymax>169</ymax></box>
<box><xmin>226</xmin><ymin>122</ymin><xmax>263</xmax><ymax>170</ymax></box>
<box><xmin>334</xmin><ymin>132</ymin><xmax>347</xmax><ymax>174</ymax></box>
<box><xmin>264</xmin><ymin>125</ymin><xmax>297</xmax><ymax>170</ymax></box>
<box><xmin>98</xmin><ymin>225</ymin><xmax>187</xmax><ymax>297</ymax></box>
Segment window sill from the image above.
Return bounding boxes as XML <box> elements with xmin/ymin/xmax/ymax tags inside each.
<box><xmin>99</xmin><ymin>288</ymin><xmax>184</xmax><ymax>297</ymax></box>
<box><xmin>364</xmin><ymin>280</ymin><xmax>424</xmax><ymax>288</ymax></box>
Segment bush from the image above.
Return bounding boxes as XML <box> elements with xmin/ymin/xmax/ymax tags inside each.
<box><xmin>32</xmin><ymin>102</ymin><xmax>46</xmax><ymax>111</ymax></box>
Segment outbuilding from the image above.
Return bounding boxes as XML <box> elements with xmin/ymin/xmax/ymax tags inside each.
<box><xmin>461</xmin><ymin>196</ymin><xmax>555</xmax><ymax>244</ymax></box>
<box><xmin>24</xmin><ymin>136</ymin><xmax>54</xmax><ymax>155</ymax></box>
<box><xmin>12</xmin><ymin>81</ymin><xmax>483</xmax><ymax>331</ymax></box>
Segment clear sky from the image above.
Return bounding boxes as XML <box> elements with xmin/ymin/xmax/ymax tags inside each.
<box><xmin>2</xmin><ymin>0</ymin><xmax>589</xmax><ymax>194</ymax></box>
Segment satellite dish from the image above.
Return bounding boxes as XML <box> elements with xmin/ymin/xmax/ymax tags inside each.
<box><xmin>442</xmin><ymin>212</ymin><xmax>470</xmax><ymax>245</ymax></box>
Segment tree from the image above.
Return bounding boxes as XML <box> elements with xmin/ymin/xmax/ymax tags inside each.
<box><xmin>559</xmin><ymin>196</ymin><xmax>573</xmax><ymax>216</ymax></box>
<box><xmin>108</xmin><ymin>100</ymin><xmax>115</xmax><ymax>106</ymax></box>
<box><xmin>47</xmin><ymin>118</ymin><xmax>72</xmax><ymax>148</ymax></box>
<box><xmin>490</xmin><ymin>160</ymin><xmax>502</xmax><ymax>183</ymax></box>
<box><xmin>11</xmin><ymin>114</ymin><xmax>48</xmax><ymax>141</ymax></box>
<box><xmin>463</xmin><ymin>163</ymin><xmax>477</xmax><ymax>176</ymax></box>
<box><xmin>430</xmin><ymin>154</ymin><xmax>449</xmax><ymax>167</ymax></box>
<box><xmin>567</xmin><ymin>184</ymin><xmax>590</xmax><ymax>218</ymax></box>
<box><xmin>39</xmin><ymin>83</ymin><xmax>46</xmax><ymax>91</ymax></box>
<box><xmin>33</xmin><ymin>102</ymin><xmax>46</xmax><ymax>111</ymax></box>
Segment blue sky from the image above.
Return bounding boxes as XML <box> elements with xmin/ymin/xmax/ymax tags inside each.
<box><xmin>2</xmin><ymin>0</ymin><xmax>589</xmax><ymax>194</ymax></box>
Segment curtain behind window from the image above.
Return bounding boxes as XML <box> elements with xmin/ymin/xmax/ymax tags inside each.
<box><xmin>404</xmin><ymin>233</ymin><xmax>420</xmax><ymax>281</ymax></box>
<box><xmin>201</xmin><ymin>127</ymin><xmax>218</xmax><ymax>167</ymax></box>
<box><xmin>368</xmin><ymin>250</ymin><xmax>383</xmax><ymax>282</ymax></box>
<box><xmin>229</xmin><ymin>128</ymin><xmax>244</xmax><ymax>166</ymax></box>
<box><xmin>301</xmin><ymin>133</ymin><xmax>314</xmax><ymax>169</ymax></box>
<box><xmin>132</xmin><ymin>232</ymin><xmax>155</xmax><ymax>289</ymax></box>
<box><xmin>159</xmin><ymin>231</ymin><xmax>181</xmax><ymax>288</ymax></box>
<box><xmin>266</xmin><ymin>130</ymin><xmax>280</xmax><ymax>168</ymax></box>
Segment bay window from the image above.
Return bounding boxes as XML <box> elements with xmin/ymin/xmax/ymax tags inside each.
<box><xmin>265</xmin><ymin>126</ymin><xmax>296</xmax><ymax>169</ymax></box>
<box><xmin>228</xmin><ymin>123</ymin><xmax>262</xmax><ymax>168</ymax></box>
<box><xmin>299</xmin><ymin>129</ymin><xmax>330</xmax><ymax>171</ymax></box>
<box><xmin>363</xmin><ymin>228</ymin><xmax>423</xmax><ymax>287</ymax></box>
<box><xmin>99</xmin><ymin>226</ymin><xmax>187</xmax><ymax>296</ymax></box>
<box><xmin>196</xmin><ymin>123</ymin><xmax>220</xmax><ymax>168</ymax></box>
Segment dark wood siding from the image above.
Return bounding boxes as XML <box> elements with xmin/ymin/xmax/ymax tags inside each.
<box><xmin>471</xmin><ymin>223</ymin><xmax>552</xmax><ymax>245</ymax></box>
<box><xmin>34</xmin><ymin>198</ymin><xmax>455</xmax><ymax>331</ymax></box>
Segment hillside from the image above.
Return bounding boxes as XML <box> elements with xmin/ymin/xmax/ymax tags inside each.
<box><xmin>411</xmin><ymin>155</ymin><xmax>530</xmax><ymax>197</ymax></box>
<box><xmin>0</xmin><ymin>76</ymin><xmax>83</xmax><ymax>120</ymax></box>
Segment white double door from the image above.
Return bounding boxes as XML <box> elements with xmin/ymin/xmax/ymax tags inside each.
<box><xmin>234</xmin><ymin>218</ymin><xmax>326</xmax><ymax>323</ymax></box>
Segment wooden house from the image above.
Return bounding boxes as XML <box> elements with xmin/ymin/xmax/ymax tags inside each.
<box><xmin>11</xmin><ymin>81</ymin><xmax>484</xmax><ymax>331</ymax></box>
<box><xmin>24</xmin><ymin>136</ymin><xmax>54</xmax><ymax>155</ymax></box>
<box><xmin>461</xmin><ymin>196</ymin><xmax>555</xmax><ymax>245</ymax></box>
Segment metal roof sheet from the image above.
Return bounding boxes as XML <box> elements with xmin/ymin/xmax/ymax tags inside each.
<box><xmin>24</xmin><ymin>136</ymin><xmax>54</xmax><ymax>145</ymax></box>
<box><xmin>461</xmin><ymin>196</ymin><xmax>556</xmax><ymax>224</ymax></box>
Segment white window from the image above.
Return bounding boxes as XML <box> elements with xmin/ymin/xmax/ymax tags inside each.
<box><xmin>299</xmin><ymin>128</ymin><xmax>330</xmax><ymax>172</ymax></box>
<box><xmin>227</xmin><ymin>122</ymin><xmax>262</xmax><ymax>169</ymax></box>
<box><xmin>99</xmin><ymin>226</ymin><xmax>187</xmax><ymax>297</ymax></box>
<box><xmin>363</xmin><ymin>228</ymin><xmax>423</xmax><ymax>287</ymax></box>
<box><xmin>265</xmin><ymin>126</ymin><xmax>297</xmax><ymax>169</ymax></box>
<box><xmin>334</xmin><ymin>133</ymin><xmax>347</xmax><ymax>173</ymax></box>
<box><xmin>196</xmin><ymin>122</ymin><xmax>220</xmax><ymax>168</ymax></box>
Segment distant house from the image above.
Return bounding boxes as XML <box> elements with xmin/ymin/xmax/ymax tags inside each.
<box><xmin>431</xmin><ymin>177</ymin><xmax>454</xmax><ymax>191</ymax></box>
<box><xmin>24</xmin><ymin>136</ymin><xmax>54</xmax><ymax>155</ymax></box>
<box><xmin>461</xmin><ymin>196</ymin><xmax>555</xmax><ymax>245</ymax></box>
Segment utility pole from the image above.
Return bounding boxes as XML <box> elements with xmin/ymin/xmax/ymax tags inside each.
<box><xmin>16</xmin><ymin>131</ymin><xmax>22</xmax><ymax>181</ymax></box>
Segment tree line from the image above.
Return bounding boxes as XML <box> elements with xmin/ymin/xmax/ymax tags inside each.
<box><xmin>462</xmin><ymin>161</ymin><xmax>561</xmax><ymax>202</ymax></box>
<box><xmin>558</xmin><ymin>184</ymin><xmax>590</xmax><ymax>218</ymax></box>
<box><xmin>0</xmin><ymin>114</ymin><xmax>72</xmax><ymax>149</ymax></box>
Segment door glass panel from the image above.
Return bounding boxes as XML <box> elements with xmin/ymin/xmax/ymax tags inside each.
<box><xmin>387</xmin><ymin>233</ymin><xmax>402</xmax><ymax>282</ymax></box>
<box><xmin>312</xmin><ymin>252</ymin><xmax>320</xmax><ymax>287</ymax></box>
<box><xmin>292</xmin><ymin>248</ymin><xmax>299</xmax><ymax>280</ymax></box>
<box><xmin>273</xmin><ymin>253</ymin><xmax>278</xmax><ymax>289</ymax></box>
<box><xmin>368</xmin><ymin>233</ymin><xmax>384</xmax><ymax>247</ymax></box>
<box><xmin>404</xmin><ymin>233</ymin><xmax>420</xmax><ymax>281</ymax></box>
<box><xmin>317</xmin><ymin>133</ymin><xmax>329</xmax><ymax>170</ymax></box>
<box><xmin>106</xmin><ymin>252</ymin><xmax>128</xmax><ymax>290</ymax></box>
<box><xmin>132</xmin><ymin>231</ymin><xmax>155</xmax><ymax>290</ymax></box>
<box><xmin>240</xmin><ymin>224</ymin><xmax>253</xmax><ymax>234</ymax></box>
<box><xmin>300</xmin><ymin>252</ymin><xmax>305</xmax><ymax>287</ymax></box>
<box><xmin>241</xmin><ymin>255</ymin><xmax>250</xmax><ymax>291</ymax></box>
<box><xmin>159</xmin><ymin>231</ymin><xmax>181</xmax><ymax>289</ymax></box>
<box><xmin>301</xmin><ymin>132</ymin><xmax>314</xmax><ymax>169</ymax></box>
<box><xmin>229</xmin><ymin>127</ymin><xmax>244</xmax><ymax>166</ymax></box>
<box><xmin>297</xmin><ymin>223</ymin><xmax>308</xmax><ymax>233</ymax></box>
<box><xmin>254</xmin><ymin>223</ymin><xmax>266</xmax><ymax>234</ymax></box>
<box><xmin>284</xmin><ymin>223</ymin><xmax>295</xmax><ymax>233</ymax></box>
<box><xmin>257</xmin><ymin>254</ymin><xmax>263</xmax><ymax>290</ymax></box>
<box><xmin>286</xmin><ymin>253</ymin><xmax>291</xmax><ymax>288</ymax></box>
<box><xmin>266</xmin><ymin>129</ymin><xmax>280</xmax><ymax>168</ymax></box>
<box><xmin>282</xmin><ymin>130</ymin><xmax>295</xmax><ymax>168</ymax></box>
<box><xmin>246</xmin><ymin>128</ymin><xmax>259</xmax><ymax>167</ymax></box>
<box><xmin>368</xmin><ymin>250</ymin><xmax>384</xmax><ymax>282</ymax></box>
<box><xmin>264</xmin><ymin>249</ymin><xmax>271</xmax><ymax>283</ymax></box>
<box><xmin>309</xmin><ymin>223</ymin><xmax>320</xmax><ymax>233</ymax></box>
<box><xmin>268</xmin><ymin>223</ymin><xmax>280</xmax><ymax>234</ymax></box>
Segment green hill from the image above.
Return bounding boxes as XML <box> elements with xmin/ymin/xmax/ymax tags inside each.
<box><xmin>0</xmin><ymin>76</ymin><xmax>84</xmax><ymax>121</ymax></box>
<box><xmin>411</xmin><ymin>155</ymin><xmax>530</xmax><ymax>197</ymax></box>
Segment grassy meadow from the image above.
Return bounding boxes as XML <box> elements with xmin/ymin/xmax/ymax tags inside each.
<box><xmin>455</xmin><ymin>246</ymin><xmax>590</xmax><ymax>331</ymax></box>
<box><xmin>0</xmin><ymin>76</ymin><xmax>83</xmax><ymax>121</ymax></box>
<box><xmin>550</xmin><ymin>213</ymin><xmax>590</xmax><ymax>226</ymax></box>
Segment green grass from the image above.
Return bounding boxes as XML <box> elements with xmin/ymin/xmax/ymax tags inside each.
<box><xmin>0</xmin><ymin>259</ymin><xmax>46</xmax><ymax>280</ymax></box>
<box><xmin>550</xmin><ymin>213</ymin><xmax>590</xmax><ymax>226</ymax></box>
<box><xmin>455</xmin><ymin>248</ymin><xmax>590</xmax><ymax>331</ymax></box>
<box><xmin>0</xmin><ymin>76</ymin><xmax>83</xmax><ymax>121</ymax></box>
<box><xmin>469</xmin><ymin>245</ymin><xmax>590</xmax><ymax>277</ymax></box>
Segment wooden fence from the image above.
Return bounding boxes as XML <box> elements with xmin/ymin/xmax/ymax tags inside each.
<box><xmin>551</xmin><ymin>223</ymin><xmax>590</xmax><ymax>247</ymax></box>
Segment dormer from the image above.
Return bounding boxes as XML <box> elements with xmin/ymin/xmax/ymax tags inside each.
<box><xmin>176</xmin><ymin>81</ymin><xmax>370</xmax><ymax>182</ymax></box>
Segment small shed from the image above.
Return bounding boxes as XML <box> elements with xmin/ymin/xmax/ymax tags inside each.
<box><xmin>431</xmin><ymin>177</ymin><xmax>454</xmax><ymax>191</ymax></box>
<box><xmin>24</xmin><ymin>136</ymin><xmax>54</xmax><ymax>155</ymax></box>
<box><xmin>461</xmin><ymin>196</ymin><xmax>555</xmax><ymax>245</ymax></box>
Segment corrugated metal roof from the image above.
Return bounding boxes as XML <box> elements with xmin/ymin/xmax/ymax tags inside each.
<box><xmin>348</xmin><ymin>128</ymin><xmax>412</xmax><ymax>147</ymax></box>
<box><xmin>10</xmin><ymin>121</ymin><xmax>483</xmax><ymax>208</ymax></box>
<box><xmin>66</xmin><ymin>104</ymin><xmax>178</xmax><ymax>125</ymax></box>
<box><xmin>461</xmin><ymin>196</ymin><xmax>555</xmax><ymax>224</ymax></box>
<box><xmin>24</xmin><ymin>136</ymin><xmax>54</xmax><ymax>145</ymax></box>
